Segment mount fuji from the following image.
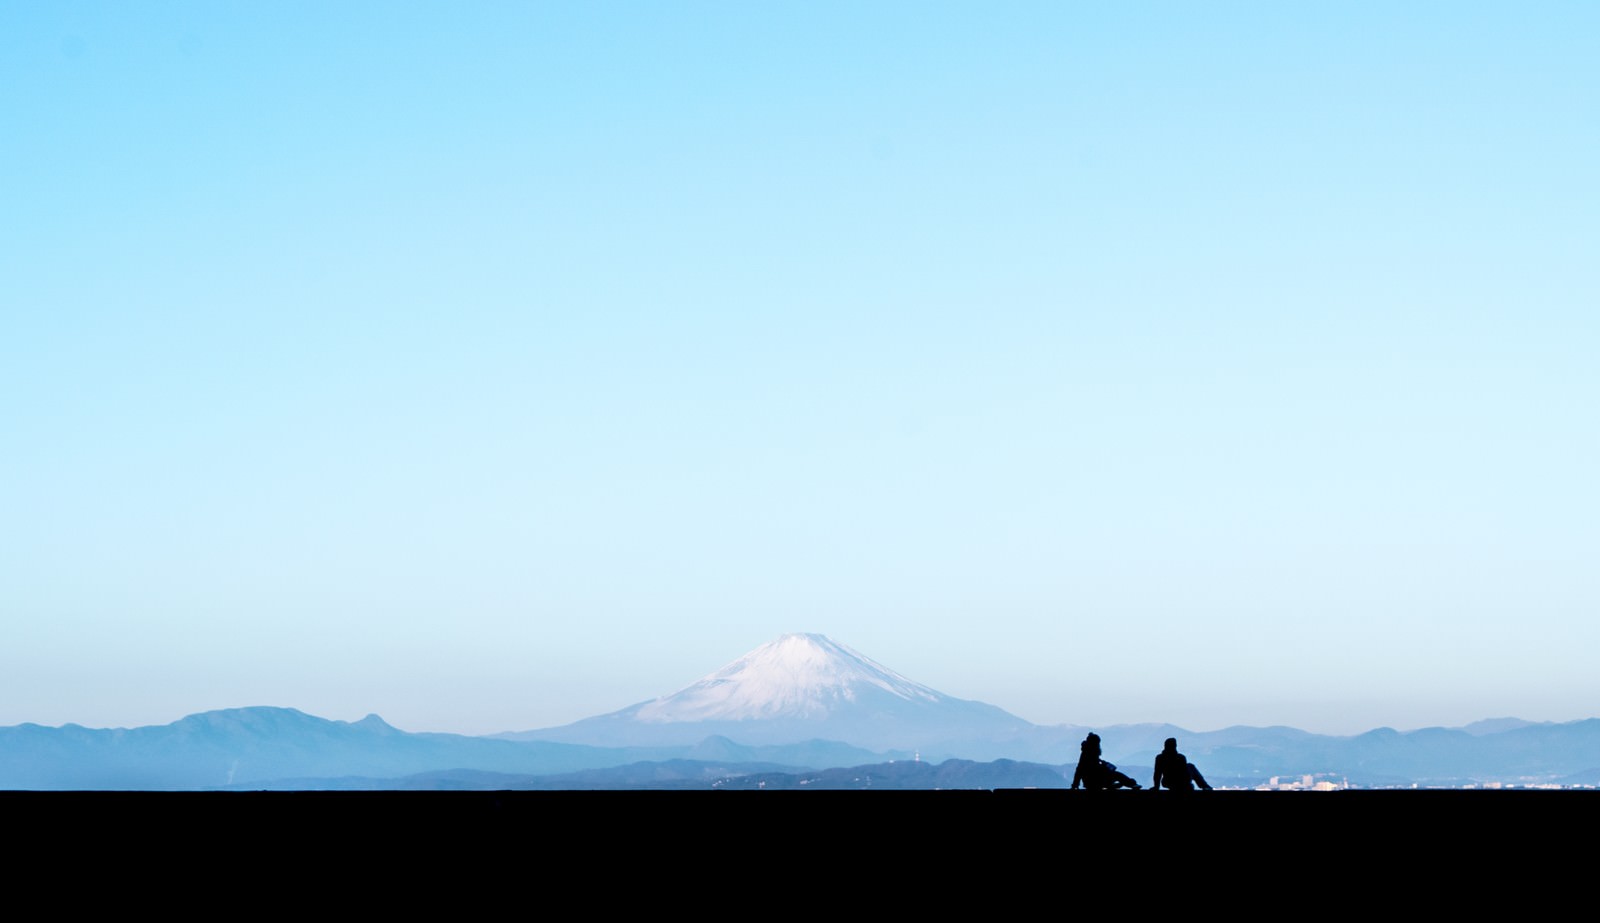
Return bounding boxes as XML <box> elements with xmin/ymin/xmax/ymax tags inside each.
<box><xmin>502</xmin><ymin>633</ymin><xmax>1040</xmax><ymax>755</ymax></box>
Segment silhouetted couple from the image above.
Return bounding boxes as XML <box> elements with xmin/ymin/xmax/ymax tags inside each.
<box><xmin>1070</xmin><ymin>732</ymin><xmax>1142</xmax><ymax>790</ymax></box>
<box><xmin>1152</xmin><ymin>737</ymin><xmax>1212</xmax><ymax>792</ymax></box>
<box><xmin>1072</xmin><ymin>733</ymin><xmax>1213</xmax><ymax>792</ymax></box>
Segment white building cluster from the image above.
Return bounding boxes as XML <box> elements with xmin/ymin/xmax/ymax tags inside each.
<box><xmin>1255</xmin><ymin>774</ymin><xmax>1348</xmax><ymax>791</ymax></box>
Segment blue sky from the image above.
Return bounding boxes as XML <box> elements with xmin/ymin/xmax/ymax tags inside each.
<box><xmin>4</xmin><ymin>2</ymin><xmax>1596</xmax><ymax>737</ymax></box>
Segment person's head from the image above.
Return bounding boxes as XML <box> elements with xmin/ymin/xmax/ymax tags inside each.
<box><xmin>1164</xmin><ymin>737</ymin><xmax>1178</xmax><ymax>753</ymax></box>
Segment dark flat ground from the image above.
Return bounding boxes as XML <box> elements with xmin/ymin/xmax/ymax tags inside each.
<box><xmin>12</xmin><ymin>789</ymin><xmax>1590</xmax><ymax>901</ymax></box>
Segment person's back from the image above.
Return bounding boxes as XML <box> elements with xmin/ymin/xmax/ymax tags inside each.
<box><xmin>1153</xmin><ymin>737</ymin><xmax>1204</xmax><ymax>792</ymax></box>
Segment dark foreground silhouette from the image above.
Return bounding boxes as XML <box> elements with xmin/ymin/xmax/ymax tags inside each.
<box><xmin>7</xmin><ymin>788</ymin><xmax>1598</xmax><ymax>902</ymax></box>
<box><xmin>1152</xmin><ymin>736</ymin><xmax>1213</xmax><ymax>792</ymax></box>
<box><xmin>1071</xmin><ymin>731</ymin><xmax>1143</xmax><ymax>790</ymax></box>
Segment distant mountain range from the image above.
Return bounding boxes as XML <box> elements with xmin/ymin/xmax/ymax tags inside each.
<box><xmin>5</xmin><ymin>633</ymin><xmax>1599</xmax><ymax>790</ymax></box>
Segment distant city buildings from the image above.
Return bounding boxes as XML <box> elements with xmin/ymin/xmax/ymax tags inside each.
<box><xmin>1248</xmin><ymin>776</ymin><xmax>1596</xmax><ymax>791</ymax></box>
<box><xmin>1256</xmin><ymin>774</ymin><xmax>1349</xmax><ymax>791</ymax></box>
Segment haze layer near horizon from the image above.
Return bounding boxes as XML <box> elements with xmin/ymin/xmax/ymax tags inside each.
<box><xmin>4</xmin><ymin>2</ymin><xmax>1596</xmax><ymax>737</ymax></box>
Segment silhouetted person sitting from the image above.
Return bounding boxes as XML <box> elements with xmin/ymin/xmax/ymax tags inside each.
<box><xmin>1071</xmin><ymin>731</ymin><xmax>1142</xmax><ymax>790</ymax></box>
<box><xmin>1151</xmin><ymin>737</ymin><xmax>1212</xmax><ymax>792</ymax></box>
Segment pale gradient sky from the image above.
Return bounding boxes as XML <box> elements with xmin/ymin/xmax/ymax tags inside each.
<box><xmin>4</xmin><ymin>2</ymin><xmax>1596</xmax><ymax>737</ymax></box>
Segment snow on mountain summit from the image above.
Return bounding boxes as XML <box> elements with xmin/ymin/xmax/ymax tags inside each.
<box><xmin>517</xmin><ymin>632</ymin><xmax>1035</xmax><ymax>752</ymax></box>
<box><xmin>633</xmin><ymin>633</ymin><xmax>943</xmax><ymax>723</ymax></box>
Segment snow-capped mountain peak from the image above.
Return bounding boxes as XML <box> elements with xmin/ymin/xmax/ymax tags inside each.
<box><xmin>523</xmin><ymin>632</ymin><xmax>1034</xmax><ymax>752</ymax></box>
<box><xmin>633</xmin><ymin>633</ymin><xmax>942</xmax><ymax>723</ymax></box>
